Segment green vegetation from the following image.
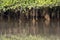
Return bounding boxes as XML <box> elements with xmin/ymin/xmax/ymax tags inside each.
<box><xmin>0</xmin><ymin>0</ymin><xmax>60</xmax><ymax>10</ymax></box>
<box><xmin>0</xmin><ymin>34</ymin><xmax>60</xmax><ymax>40</ymax></box>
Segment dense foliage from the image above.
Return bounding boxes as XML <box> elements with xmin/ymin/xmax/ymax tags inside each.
<box><xmin>0</xmin><ymin>0</ymin><xmax>60</xmax><ymax>10</ymax></box>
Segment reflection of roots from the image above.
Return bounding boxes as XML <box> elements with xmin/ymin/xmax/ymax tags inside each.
<box><xmin>45</xmin><ymin>20</ymin><xmax>50</xmax><ymax>25</ymax></box>
<box><xmin>32</xmin><ymin>18</ymin><xmax>36</xmax><ymax>25</ymax></box>
<box><xmin>44</xmin><ymin>14</ymin><xmax>50</xmax><ymax>25</ymax></box>
<box><xmin>45</xmin><ymin>14</ymin><xmax>50</xmax><ymax>21</ymax></box>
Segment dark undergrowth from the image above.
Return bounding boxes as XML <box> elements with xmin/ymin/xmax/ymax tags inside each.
<box><xmin>0</xmin><ymin>6</ymin><xmax>60</xmax><ymax>21</ymax></box>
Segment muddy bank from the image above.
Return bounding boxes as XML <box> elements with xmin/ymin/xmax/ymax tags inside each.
<box><xmin>0</xmin><ymin>15</ymin><xmax>60</xmax><ymax>35</ymax></box>
<box><xmin>0</xmin><ymin>6</ymin><xmax>60</xmax><ymax>22</ymax></box>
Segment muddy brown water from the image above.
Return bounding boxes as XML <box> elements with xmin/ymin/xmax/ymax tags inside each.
<box><xmin>0</xmin><ymin>17</ymin><xmax>60</xmax><ymax>36</ymax></box>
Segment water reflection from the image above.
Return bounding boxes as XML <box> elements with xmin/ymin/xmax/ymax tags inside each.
<box><xmin>0</xmin><ymin>17</ymin><xmax>60</xmax><ymax>36</ymax></box>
